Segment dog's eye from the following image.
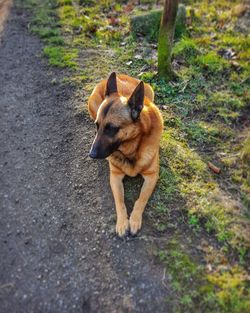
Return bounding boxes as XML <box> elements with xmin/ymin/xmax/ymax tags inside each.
<box><xmin>104</xmin><ymin>123</ymin><xmax>120</xmax><ymax>136</ymax></box>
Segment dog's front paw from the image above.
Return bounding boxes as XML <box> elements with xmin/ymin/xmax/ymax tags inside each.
<box><xmin>129</xmin><ymin>212</ymin><xmax>142</xmax><ymax>235</ymax></box>
<box><xmin>116</xmin><ymin>217</ymin><xmax>129</xmax><ymax>237</ymax></box>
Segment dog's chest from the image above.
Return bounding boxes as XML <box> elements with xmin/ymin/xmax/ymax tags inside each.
<box><xmin>114</xmin><ymin>151</ymin><xmax>135</xmax><ymax>166</ymax></box>
<box><xmin>109</xmin><ymin>152</ymin><xmax>139</xmax><ymax>176</ymax></box>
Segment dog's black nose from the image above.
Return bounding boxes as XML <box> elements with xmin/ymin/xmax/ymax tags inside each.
<box><xmin>89</xmin><ymin>149</ymin><xmax>98</xmax><ymax>159</ymax></box>
<box><xmin>89</xmin><ymin>143</ymin><xmax>109</xmax><ymax>159</ymax></box>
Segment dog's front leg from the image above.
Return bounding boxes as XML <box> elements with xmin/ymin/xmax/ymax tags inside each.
<box><xmin>129</xmin><ymin>171</ymin><xmax>158</xmax><ymax>235</ymax></box>
<box><xmin>110</xmin><ymin>170</ymin><xmax>129</xmax><ymax>237</ymax></box>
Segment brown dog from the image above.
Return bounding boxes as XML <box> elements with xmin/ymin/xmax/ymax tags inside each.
<box><xmin>88</xmin><ymin>72</ymin><xmax>163</xmax><ymax>236</ymax></box>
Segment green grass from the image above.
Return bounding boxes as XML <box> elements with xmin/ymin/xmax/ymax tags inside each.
<box><xmin>17</xmin><ymin>0</ymin><xmax>79</xmax><ymax>70</ymax></box>
<box><xmin>157</xmin><ymin>239</ymin><xmax>250</xmax><ymax>313</ymax></box>
<box><xmin>173</xmin><ymin>37</ymin><xmax>200</xmax><ymax>60</ymax></box>
<box><xmin>194</xmin><ymin>51</ymin><xmax>229</xmax><ymax>73</ymax></box>
<box><xmin>43</xmin><ymin>46</ymin><xmax>78</xmax><ymax>68</ymax></box>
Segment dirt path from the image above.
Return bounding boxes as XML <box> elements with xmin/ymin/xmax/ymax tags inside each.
<box><xmin>0</xmin><ymin>5</ymin><xmax>172</xmax><ymax>313</ymax></box>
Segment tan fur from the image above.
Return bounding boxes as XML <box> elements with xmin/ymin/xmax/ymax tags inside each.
<box><xmin>88</xmin><ymin>74</ymin><xmax>154</xmax><ymax>120</ymax></box>
<box><xmin>88</xmin><ymin>73</ymin><xmax>163</xmax><ymax>236</ymax></box>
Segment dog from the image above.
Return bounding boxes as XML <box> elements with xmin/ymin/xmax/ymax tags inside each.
<box><xmin>88</xmin><ymin>72</ymin><xmax>163</xmax><ymax>236</ymax></box>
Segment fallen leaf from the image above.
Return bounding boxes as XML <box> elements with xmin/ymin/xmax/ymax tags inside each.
<box><xmin>109</xmin><ymin>17</ymin><xmax>120</xmax><ymax>26</ymax></box>
<box><xmin>134</xmin><ymin>54</ymin><xmax>143</xmax><ymax>60</ymax></box>
<box><xmin>123</xmin><ymin>3</ymin><xmax>134</xmax><ymax>13</ymax></box>
<box><xmin>208</xmin><ymin>162</ymin><xmax>221</xmax><ymax>174</ymax></box>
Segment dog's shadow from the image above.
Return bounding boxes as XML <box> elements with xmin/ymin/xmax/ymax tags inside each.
<box><xmin>123</xmin><ymin>175</ymin><xmax>144</xmax><ymax>216</ymax></box>
<box><xmin>97</xmin><ymin>160</ymin><xmax>143</xmax><ymax>215</ymax></box>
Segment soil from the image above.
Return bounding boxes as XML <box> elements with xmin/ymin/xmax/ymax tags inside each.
<box><xmin>0</xmin><ymin>5</ymin><xmax>174</xmax><ymax>313</ymax></box>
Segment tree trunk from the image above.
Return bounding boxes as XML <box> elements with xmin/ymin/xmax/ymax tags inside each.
<box><xmin>158</xmin><ymin>0</ymin><xmax>179</xmax><ymax>81</ymax></box>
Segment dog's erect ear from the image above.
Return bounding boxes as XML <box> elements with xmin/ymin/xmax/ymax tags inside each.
<box><xmin>105</xmin><ymin>72</ymin><xmax>117</xmax><ymax>97</ymax></box>
<box><xmin>128</xmin><ymin>81</ymin><xmax>144</xmax><ymax>121</ymax></box>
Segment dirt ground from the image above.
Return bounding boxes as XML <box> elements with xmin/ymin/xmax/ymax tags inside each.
<box><xmin>0</xmin><ymin>5</ymin><xmax>175</xmax><ymax>313</ymax></box>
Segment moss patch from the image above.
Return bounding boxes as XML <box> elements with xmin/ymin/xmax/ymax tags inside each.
<box><xmin>130</xmin><ymin>4</ymin><xmax>187</xmax><ymax>42</ymax></box>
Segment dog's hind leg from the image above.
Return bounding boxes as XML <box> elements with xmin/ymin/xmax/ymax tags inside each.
<box><xmin>129</xmin><ymin>171</ymin><xmax>159</xmax><ymax>235</ymax></box>
<box><xmin>110</xmin><ymin>170</ymin><xmax>129</xmax><ymax>237</ymax></box>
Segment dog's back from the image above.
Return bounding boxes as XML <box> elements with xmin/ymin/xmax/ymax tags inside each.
<box><xmin>88</xmin><ymin>74</ymin><xmax>154</xmax><ymax>120</ymax></box>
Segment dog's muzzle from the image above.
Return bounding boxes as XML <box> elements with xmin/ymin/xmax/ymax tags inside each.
<box><xmin>89</xmin><ymin>139</ymin><xmax>121</xmax><ymax>159</ymax></box>
<box><xmin>88</xmin><ymin>143</ymin><xmax>108</xmax><ymax>159</ymax></box>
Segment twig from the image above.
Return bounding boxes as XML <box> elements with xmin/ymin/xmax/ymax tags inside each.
<box><xmin>180</xmin><ymin>80</ymin><xmax>189</xmax><ymax>93</ymax></box>
<box><xmin>0</xmin><ymin>283</ymin><xmax>14</xmax><ymax>290</ymax></box>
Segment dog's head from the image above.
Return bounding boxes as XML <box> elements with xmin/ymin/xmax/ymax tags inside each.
<box><xmin>89</xmin><ymin>72</ymin><xmax>144</xmax><ymax>159</ymax></box>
